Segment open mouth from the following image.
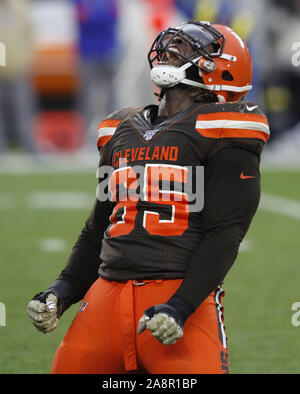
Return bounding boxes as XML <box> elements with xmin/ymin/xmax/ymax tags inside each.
<box><xmin>160</xmin><ymin>46</ymin><xmax>182</xmax><ymax>64</ymax></box>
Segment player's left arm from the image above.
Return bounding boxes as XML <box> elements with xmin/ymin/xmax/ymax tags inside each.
<box><xmin>138</xmin><ymin>145</ymin><xmax>261</xmax><ymax>344</ymax></box>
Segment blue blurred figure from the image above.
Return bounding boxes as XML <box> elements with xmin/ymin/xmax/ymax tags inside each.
<box><xmin>71</xmin><ymin>0</ymin><xmax>119</xmax><ymax>150</ymax></box>
<box><xmin>174</xmin><ymin>0</ymin><xmax>196</xmax><ymax>18</ymax></box>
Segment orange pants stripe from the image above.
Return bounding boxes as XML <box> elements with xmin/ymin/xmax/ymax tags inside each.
<box><xmin>51</xmin><ymin>278</ymin><xmax>229</xmax><ymax>374</ymax></box>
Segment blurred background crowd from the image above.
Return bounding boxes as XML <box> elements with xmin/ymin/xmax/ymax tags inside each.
<box><xmin>0</xmin><ymin>0</ymin><xmax>299</xmax><ymax>165</ymax></box>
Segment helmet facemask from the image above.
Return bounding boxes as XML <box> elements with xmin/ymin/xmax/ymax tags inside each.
<box><xmin>148</xmin><ymin>21</ymin><xmax>225</xmax><ymax>90</ymax></box>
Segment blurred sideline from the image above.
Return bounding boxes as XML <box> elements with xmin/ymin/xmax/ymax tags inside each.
<box><xmin>0</xmin><ymin>0</ymin><xmax>300</xmax><ymax>168</ymax></box>
<box><xmin>0</xmin><ymin>151</ymin><xmax>97</xmax><ymax>173</ymax></box>
<box><xmin>1</xmin><ymin>150</ymin><xmax>300</xmax><ymax>174</ymax></box>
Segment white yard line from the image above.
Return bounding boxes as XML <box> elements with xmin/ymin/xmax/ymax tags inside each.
<box><xmin>260</xmin><ymin>192</ymin><xmax>300</xmax><ymax>220</ymax></box>
<box><xmin>0</xmin><ymin>152</ymin><xmax>97</xmax><ymax>174</ymax></box>
<box><xmin>28</xmin><ymin>192</ymin><xmax>94</xmax><ymax>210</ymax></box>
<box><xmin>39</xmin><ymin>238</ymin><xmax>67</xmax><ymax>253</ymax></box>
<box><xmin>2</xmin><ymin>188</ymin><xmax>300</xmax><ymax>223</ymax></box>
<box><xmin>239</xmin><ymin>239</ymin><xmax>253</xmax><ymax>252</ymax></box>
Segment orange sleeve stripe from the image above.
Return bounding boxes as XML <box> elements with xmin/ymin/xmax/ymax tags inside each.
<box><xmin>97</xmin><ymin>119</ymin><xmax>121</xmax><ymax>148</ymax></box>
<box><xmin>97</xmin><ymin>134</ymin><xmax>114</xmax><ymax>148</ymax></box>
<box><xmin>196</xmin><ymin>128</ymin><xmax>223</xmax><ymax>138</ymax></box>
<box><xmin>221</xmin><ymin>128</ymin><xmax>269</xmax><ymax>142</ymax></box>
<box><xmin>97</xmin><ymin>119</ymin><xmax>121</xmax><ymax>130</ymax></box>
<box><xmin>197</xmin><ymin>127</ymin><xmax>269</xmax><ymax>142</ymax></box>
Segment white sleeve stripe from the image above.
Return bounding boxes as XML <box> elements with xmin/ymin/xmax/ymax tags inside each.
<box><xmin>195</xmin><ymin>120</ymin><xmax>270</xmax><ymax>135</ymax></box>
<box><xmin>97</xmin><ymin>127</ymin><xmax>117</xmax><ymax>137</ymax></box>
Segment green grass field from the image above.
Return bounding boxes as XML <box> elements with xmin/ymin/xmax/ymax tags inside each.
<box><xmin>0</xmin><ymin>167</ymin><xmax>300</xmax><ymax>374</ymax></box>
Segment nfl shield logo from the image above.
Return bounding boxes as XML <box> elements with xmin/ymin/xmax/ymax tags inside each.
<box><xmin>144</xmin><ymin>129</ymin><xmax>159</xmax><ymax>140</ymax></box>
<box><xmin>79</xmin><ymin>301</ymin><xmax>88</xmax><ymax>312</ymax></box>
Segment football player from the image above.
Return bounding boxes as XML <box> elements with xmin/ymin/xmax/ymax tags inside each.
<box><xmin>27</xmin><ymin>21</ymin><xmax>269</xmax><ymax>374</ymax></box>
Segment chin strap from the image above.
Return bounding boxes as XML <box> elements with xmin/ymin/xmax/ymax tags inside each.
<box><xmin>151</xmin><ymin>58</ymin><xmax>252</xmax><ymax>95</ymax></box>
<box><xmin>150</xmin><ymin>57</ymin><xmax>201</xmax><ymax>88</ymax></box>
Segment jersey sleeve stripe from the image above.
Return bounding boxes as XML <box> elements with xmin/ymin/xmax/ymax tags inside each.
<box><xmin>195</xmin><ymin>128</ymin><xmax>223</xmax><ymax>138</ymax></box>
<box><xmin>196</xmin><ymin>112</ymin><xmax>269</xmax><ymax>125</ymax></box>
<box><xmin>221</xmin><ymin>128</ymin><xmax>269</xmax><ymax>142</ymax></box>
<box><xmin>97</xmin><ymin>119</ymin><xmax>121</xmax><ymax>147</ymax></box>
<box><xmin>196</xmin><ymin>127</ymin><xmax>269</xmax><ymax>142</ymax></box>
<box><xmin>98</xmin><ymin>119</ymin><xmax>121</xmax><ymax>129</ymax></box>
<box><xmin>195</xmin><ymin>113</ymin><xmax>270</xmax><ymax>142</ymax></box>
<box><xmin>98</xmin><ymin>126</ymin><xmax>118</xmax><ymax>138</ymax></box>
<box><xmin>196</xmin><ymin>119</ymin><xmax>270</xmax><ymax>135</ymax></box>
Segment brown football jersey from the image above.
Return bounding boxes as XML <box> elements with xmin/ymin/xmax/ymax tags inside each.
<box><xmin>95</xmin><ymin>101</ymin><xmax>269</xmax><ymax>281</ymax></box>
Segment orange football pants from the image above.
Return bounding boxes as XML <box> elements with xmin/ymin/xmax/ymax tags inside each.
<box><xmin>51</xmin><ymin>278</ymin><xmax>229</xmax><ymax>374</ymax></box>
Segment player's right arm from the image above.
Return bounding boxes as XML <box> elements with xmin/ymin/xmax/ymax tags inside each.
<box><xmin>27</xmin><ymin>107</ymin><xmax>138</xmax><ymax>333</ymax></box>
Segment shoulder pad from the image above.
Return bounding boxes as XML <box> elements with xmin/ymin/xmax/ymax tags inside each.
<box><xmin>97</xmin><ymin>107</ymin><xmax>142</xmax><ymax>148</ymax></box>
<box><xmin>195</xmin><ymin>102</ymin><xmax>270</xmax><ymax>143</ymax></box>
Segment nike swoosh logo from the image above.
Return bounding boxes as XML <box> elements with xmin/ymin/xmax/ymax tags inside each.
<box><xmin>240</xmin><ymin>172</ymin><xmax>256</xmax><ymax>179</ymax></box>
<box><xmin>245</xmin><ymin>104</ymin><xmax>258</xmax><ymax>112</ymax></box>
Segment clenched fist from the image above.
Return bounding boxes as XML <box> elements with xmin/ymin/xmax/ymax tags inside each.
<box><xmin>27</xmin><ymin>292</ymin><xmax>59</xmax><ymax>334</ymax></box>
<box><xmin>137</xmin><ymin>295</ymin><xmax>195</xmax><ymax>345</ymax></box>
